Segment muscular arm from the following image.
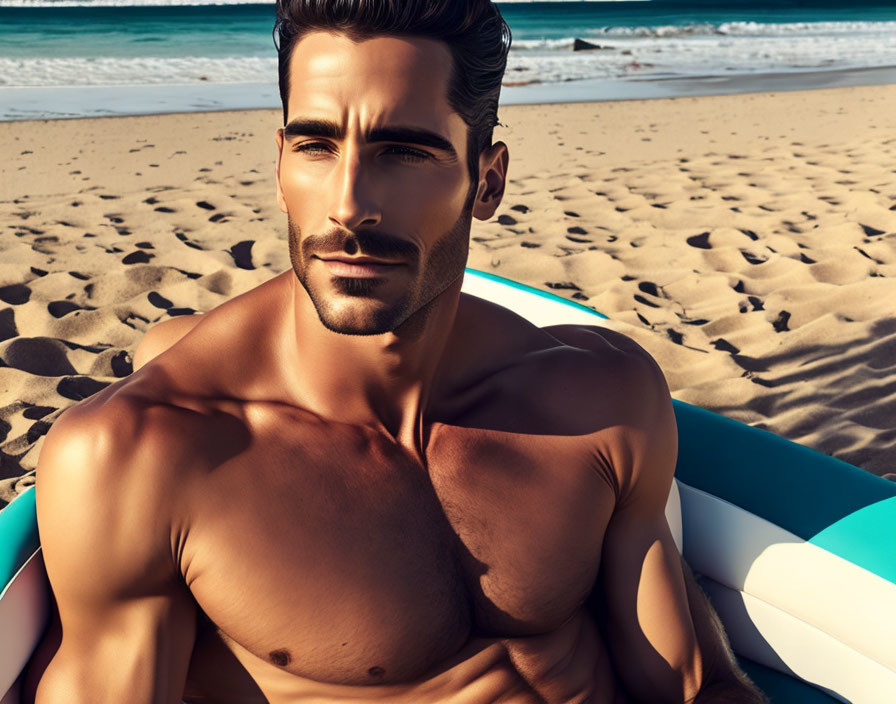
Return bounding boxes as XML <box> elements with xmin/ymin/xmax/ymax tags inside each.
<box><xmin>23</xmin><ymin>400</ymin><xmax>196</xmax><ymax>704</ymax></box>
<box><xmin>594</xmin><ymin>338</ymin><xmax>765</xmax><ymax>703</ymax></box>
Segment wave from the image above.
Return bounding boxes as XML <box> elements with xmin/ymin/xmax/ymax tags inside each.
<box><xmin>511</xmin><ymin>20</ymin><xmax>896</xmax><ymax>52</ymax></box>
<box><xmin>0</xmin><ymin>56</ymin><xmax>277</xmax><ymax>86</ymax></box>
<box><xmin>583</xmin><ymin>20</ymin><xmax>896</xmax><ymax>40</ymax></box>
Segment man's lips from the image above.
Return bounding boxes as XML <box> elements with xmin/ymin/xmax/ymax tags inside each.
<box><xmin>316</xmin><ymin>255</ymin><xmax>404</xmax><ymax>265</ymax></box>
<box><xmin>315</xmin><ymin>255</ymin><xmax>405</xmax><ymax>278</ymax></box>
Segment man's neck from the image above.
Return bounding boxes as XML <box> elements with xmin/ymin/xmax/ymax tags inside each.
<box><xmin>284</xmin><ymin>272</ymin><xmax>465</xmax><ymax>459</ymax></box>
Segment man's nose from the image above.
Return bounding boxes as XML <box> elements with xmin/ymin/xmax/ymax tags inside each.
<box><xmin>327</xmin><ymin>149</ymin><xmax>382</xmax><ymax>231</ymax></box>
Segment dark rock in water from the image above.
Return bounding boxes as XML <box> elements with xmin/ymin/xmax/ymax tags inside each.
<box><xmin>573</xmin><ymin>38</ymin><xmax>609</xmax><ymax>52</ymax></box>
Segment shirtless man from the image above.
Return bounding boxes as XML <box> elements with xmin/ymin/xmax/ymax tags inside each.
<box><xmin>25</xmin><ymin>1</ymin><xmax>766</xmax><ymax>702</ymax></box>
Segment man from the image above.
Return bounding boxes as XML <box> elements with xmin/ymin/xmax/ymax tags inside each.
<box><xmin>25</xmin><ymin>1</ymin><xmax>766</xmax><ymax>702</ymax></box>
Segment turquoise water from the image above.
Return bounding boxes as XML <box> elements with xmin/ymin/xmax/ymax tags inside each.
<box><xmin>1</xmin><ymin>0</ymin><xmax>894</xmax><ymax>119</ymax></box>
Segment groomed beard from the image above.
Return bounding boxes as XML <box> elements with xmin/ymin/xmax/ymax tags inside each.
<box><xmin>287</xmin><ymin>198</ymin><xmax>474</xmax><ymax>336</ymax></box>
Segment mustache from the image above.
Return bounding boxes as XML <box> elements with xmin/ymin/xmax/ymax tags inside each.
<box><xmin>301</xmin><ymin>228</ymin><xmax>420</xmax><ymax>262</ymax></box>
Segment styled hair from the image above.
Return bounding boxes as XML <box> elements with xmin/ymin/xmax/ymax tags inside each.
<box><xmin>273</xmin><ymin>0</ymin><xmax>512</xmax><ymax>193</ymax></box>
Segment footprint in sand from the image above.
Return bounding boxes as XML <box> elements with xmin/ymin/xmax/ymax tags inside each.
<box><xmin>175</xmin><ymin>232</ymin><xmax>204</xmax><ymax>251</ymax></box>
<box><xmin>48</xmin><ymin>301</ymin><xmax>96</xmax><ymax>318</ymax></box>
<box><xmin>148</xmin><ymin>292</ymin><xmax>173</xmax><ymax>309</ymax></box>
<box><xmin>510</xmin><ymin>204</ymin><xmax>530</xmax><ymax>213</ymax></box>
<box><xmin>229</xmin><ymin>241</ymin><xmax>255</xmax><ymax>270</ymax></box>
<box><xmin>196</xmin><ymin>201</ymin><xmax>216</xmax><ymax>210</ymax></box>
<box><xmin>497</xmin><ymin>214</ymin><xmax>517</xmax><ymax>226</ymax></box>
<box><xmin>2</xmin><ymin>338</ymin><xmax>77</xmax><ymax>376</ymax></box>
<box><xmin>0</xmin><ymin>284</ymin><xmax>31</xmax><ymax>305</ymax></box>
<box><xmin>22</xmin><ymin>405</ymin><xmax>57</xmax><ymax>420</ymax></box>
<box><xmin>772</xmin><ymin>311</ymin><xmax>791</xmax><ymax>333</ymax></box>
<box><xmin>860</xmin><ymin>224</ymin><xmax>886</xmax><ymax>237</ymax></box>
<box><xmin>686</xmin><ymin>232</ymin><xmax>711</xmax><ymax>249</ymax></box>
<box><xmin>741</xmin><ymin>250</ymin><xmax>768</xmax><ymax>265</ymax></box>
<box><xmin>110</xmin><ymin>351</ymin><xmax>132</xmax><ymax>377</ymax></box>
<box><xmin>57</xmin><ymin>376</ymin><xmax>110</xmax><ymax>402</ymax></box>
<box><xmin>0</xmin><ymin>309</ymin><xmax>18</xmax><ymax>342</ymax></box>
<box><xmin>122</xmin><ymin>251</ymin><xmax>155</xmax><ymax>265</ymax></box>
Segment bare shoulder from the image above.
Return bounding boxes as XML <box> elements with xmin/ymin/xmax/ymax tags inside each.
<box><xmin>37</xmin><ymin>389</ymin><xmax>193</xmax><ymax>539</ymax></box>
<box><xmin>534</xmin><ymin>323</ymin><xmax>671</xmax><ymax>416</ymax></box>
<box><xmin>133</xmin><ymin>313</ymin><xmax>205</xmax><ymax>371</ymax></box>
<box><xmin>533</xmin><ymin>324</ymin><xmax>676</xmax><ymax>497</ymax></box>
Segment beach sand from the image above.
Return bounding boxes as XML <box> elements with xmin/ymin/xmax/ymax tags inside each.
<box><xmin>1</xmin><ymin>83</ymin><xmax>895</xmax><ymax>504</ymax></box>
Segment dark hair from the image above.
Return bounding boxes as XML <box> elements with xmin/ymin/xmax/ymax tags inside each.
<box><xmin>274</xmin><ymin>0</ymin><xmax>511</xmax><ymax>194</ymax></box>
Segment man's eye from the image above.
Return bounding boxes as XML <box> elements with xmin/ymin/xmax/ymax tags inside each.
<box><xmin>293</xmin><ymin>142</ymin><xmax>331</xmax><ymax>155</ymax></box>
<box><xmin>293</xmin><ymin>143</ymin><xmax>429</xmax><ymax>162</ymax></box>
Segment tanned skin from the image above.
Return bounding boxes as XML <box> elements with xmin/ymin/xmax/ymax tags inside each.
<box><xmin>25</xmin><ymin>31</ymin><xmax>766</xmax><ymax>704</ymax></box>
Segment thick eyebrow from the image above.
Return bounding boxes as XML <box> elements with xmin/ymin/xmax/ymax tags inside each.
<box><xmin>281</xmin><ymin>118</ymin><xmax>458</xmax><ymax>158</ymax></box>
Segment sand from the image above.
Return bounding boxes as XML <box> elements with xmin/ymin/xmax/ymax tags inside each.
<box><xmin>1</xmin><ymin>84</ymin><xmax>895</xmax><ymax>505</ymax></box>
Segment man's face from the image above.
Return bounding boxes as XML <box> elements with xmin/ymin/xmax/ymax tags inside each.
<box><xmin>275</xmin><ymin>31</ymin><xmax>479</xmax><ymax>336</ymax></box>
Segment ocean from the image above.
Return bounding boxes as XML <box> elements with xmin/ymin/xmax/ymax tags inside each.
<box><xmin>1</xmin><ymin>0</ymin><xmax>895</xmax><ymax>120</ymax></box>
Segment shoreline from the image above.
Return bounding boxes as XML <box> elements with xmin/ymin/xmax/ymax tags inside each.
<box><xmin>2</xmin><ymin>64</ymin><xmax>895</xmax><ymax>122</ymax></box>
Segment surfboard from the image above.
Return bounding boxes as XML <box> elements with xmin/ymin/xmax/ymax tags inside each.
<box><xmin>2</xmin><ymin>267</ymin><xmax>894</xmax><ymax>703</ymax></box>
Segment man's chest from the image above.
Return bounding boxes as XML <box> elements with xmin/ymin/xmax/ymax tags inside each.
<box><xmin>179</xmin><ymin>415</ymin><xmax>618</xmax><ymax>686</ymax></box>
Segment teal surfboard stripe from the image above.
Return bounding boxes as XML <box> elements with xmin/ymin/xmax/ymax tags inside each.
<box><xmin>674</xmin><ymin>402</ymin><xmax>896</xmax><ymax>579</ymax></box>
<box><xmin>0</xmin><ymin>487</ymin><xmax>40</xmax><ymax>591</ymax></box>
<box><xmin>809</xmin><ymin>496</ymin><xmax>896</xmax><ymax>584</ymax></box>
<box><xmin>464</xmin><ymin>268</ymin><xmax>608</xmax><ymax>319</ymax></box>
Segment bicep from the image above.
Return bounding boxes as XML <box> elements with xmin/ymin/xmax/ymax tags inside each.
<box><xmin>597</xmin><ymin>348</ymin><xmax>702</xmax><ymax>702</ymax></box>
<box><xmin>29</xmin><ymin>409</ymin><xmax>196</xmax><ymax>704</ymax></box>
<box><xmin>600</xmin><ymin>508</ymin><xmax>700</xmax><ymax>703</ymax></box>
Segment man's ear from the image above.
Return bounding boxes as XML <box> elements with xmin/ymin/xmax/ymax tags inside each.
<box><xmin>274</xmin><ymin>127</ymin><xmax>288</xmax><ymax>214</ymax></box>
<box><xmin>471</xmin><ymin>141</ymin><xmax>509</xmax><ymax>222</ymax></box>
